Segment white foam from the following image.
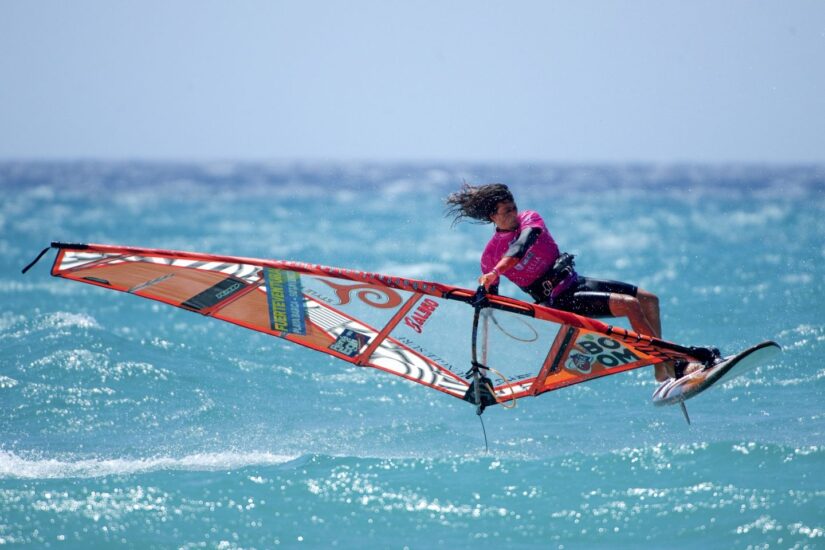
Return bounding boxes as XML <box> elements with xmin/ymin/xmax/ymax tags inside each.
<box><xmin>0</xmin><ymin>450</ymin><xmax>299</xmax><ymax>479</ymax></box>
<box><xmin>40</xmin><ymin>312</ymin><xmax>101</xmax><ymax>331</ymax></box>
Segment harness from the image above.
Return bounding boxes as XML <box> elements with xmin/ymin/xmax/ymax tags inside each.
<box><xmin>521</xmin><ymin>252</ymin><xmax>578</xmax><ymax>305</ymax></box>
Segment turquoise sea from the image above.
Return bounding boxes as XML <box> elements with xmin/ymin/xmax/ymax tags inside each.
<box><xmin>1</xmin><ymin>162</ymin><xmax>823</xmax><ymax>548</ymax></box>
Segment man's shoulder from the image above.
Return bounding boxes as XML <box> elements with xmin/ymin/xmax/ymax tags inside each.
<box><xmin>519</xmin><ymin>210</ymin><xmax>546</xmax><ymax>227</ymax></box>
<box><xmin>481</xmin><ymin>231</ymin><xmax>509</xmax><ymax>263</ymax></box>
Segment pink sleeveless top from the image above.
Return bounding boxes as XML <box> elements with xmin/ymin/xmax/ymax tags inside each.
<box><xmin>480</xmin><ymin>210</ymin><xmax>560</xmax><ymax>288</ymax></box>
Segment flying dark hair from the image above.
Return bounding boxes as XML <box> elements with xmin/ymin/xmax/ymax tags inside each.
<box><xmin>445</xmin><ymin>183</ymin><xmax>514</xmax><ymax>225</ymax></box>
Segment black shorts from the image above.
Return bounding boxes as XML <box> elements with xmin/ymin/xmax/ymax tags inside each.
<box><xmin>545</xmin><ymin>276</ymin><xmax>638</xmax><ymax>318</ymax></box>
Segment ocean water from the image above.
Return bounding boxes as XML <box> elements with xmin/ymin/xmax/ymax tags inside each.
<box><xmin>1</xmin><ymin>162</ymin><xmax>823</xmax><ymax>549</ymax></box>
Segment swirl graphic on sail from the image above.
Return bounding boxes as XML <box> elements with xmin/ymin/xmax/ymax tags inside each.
<box><xmin>318</xmin><ymin>280</ymin><xmax>403</xmax><ymax>309</ymax></box>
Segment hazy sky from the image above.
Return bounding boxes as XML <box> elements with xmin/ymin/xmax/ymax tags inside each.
<box><xmin>2</xmin><ymin>1</ymin><xmax>824</xmax><ymax>163</ymax></box>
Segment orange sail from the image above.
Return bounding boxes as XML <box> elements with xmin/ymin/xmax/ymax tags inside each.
<box><xmin>29</xmin><ymin>242</ymin><xmax>710</xmax><ymax>409</ymax></box>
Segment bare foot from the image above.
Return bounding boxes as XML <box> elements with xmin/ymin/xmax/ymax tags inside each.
<box><xmin>682</xmin><ymin>362</ymin><xmax>703</xmax><ymax>377</ymax></box>
<box><xmin>655</xmin><ymin>360</ymin><xmax>704</xmax><ymax>381</ymax></box>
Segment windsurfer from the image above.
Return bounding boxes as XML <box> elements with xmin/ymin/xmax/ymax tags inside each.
<box><xmin>446</xmin><ymin>183</ymin><xmax>701</xmax><ymax>381</ymax></box>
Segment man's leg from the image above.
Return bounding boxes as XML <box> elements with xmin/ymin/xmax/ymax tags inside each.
<box><xmin>636</xmin><ymin>289</ymin><xmax>662</xmax><ymax>338</ymax></box>
<box><xmin>607</xmin><ymin>290</ymin><xmax>691</xmax><ymax>381</ymax></box>
<box><xmin>607</xmin><ymin>292</ymin><xmax>658</xmax><ymax>337</ymax></box>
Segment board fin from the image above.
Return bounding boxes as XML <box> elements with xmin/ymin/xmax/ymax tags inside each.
<box><xmin>679</xmin><ymin>401</ymin><xmax>691</xmax><ymax>425</ymax></box>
